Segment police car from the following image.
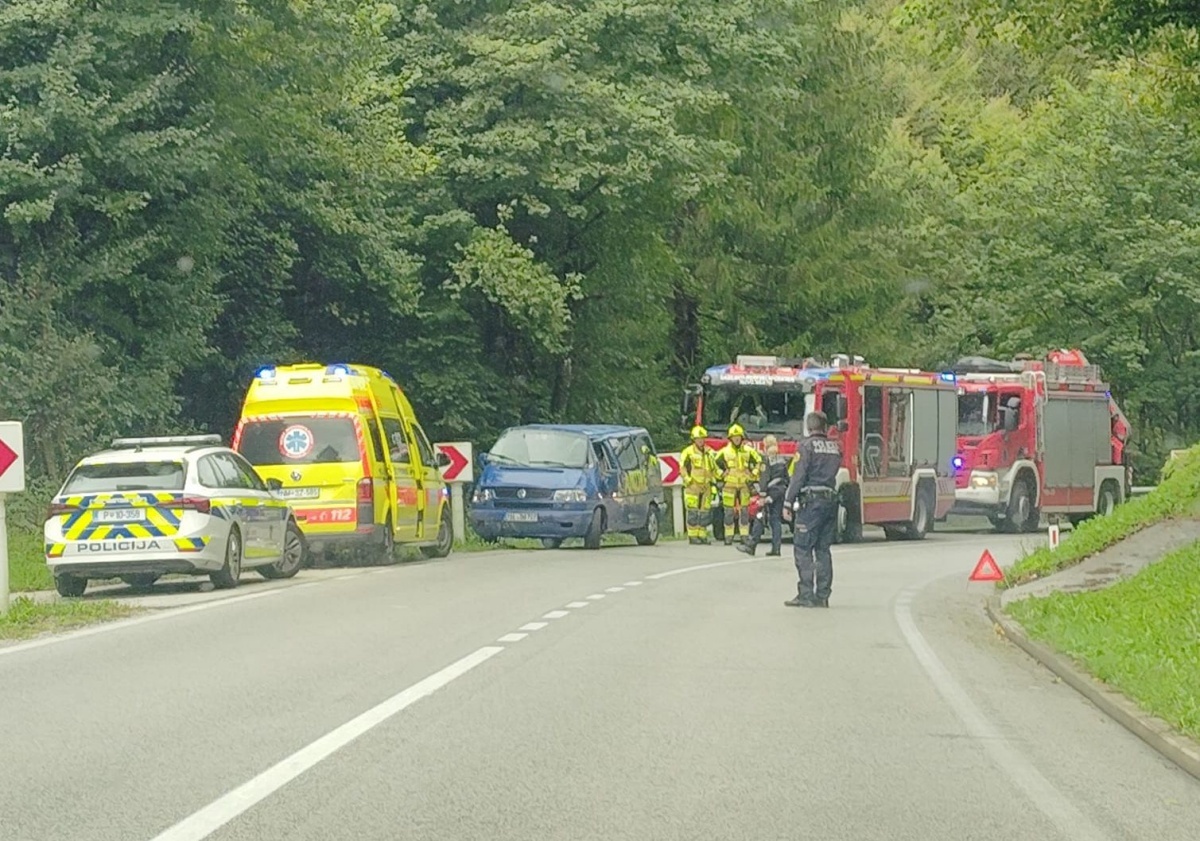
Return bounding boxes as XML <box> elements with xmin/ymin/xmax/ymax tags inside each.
<box><xmin>44</xmin><ymin>435</ymin><xmax>305</xmax><ymax>597</ymax></box>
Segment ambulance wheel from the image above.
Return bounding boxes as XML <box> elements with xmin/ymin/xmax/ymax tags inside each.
<box><xmin>635</xmin><ymin>504</ymin><xmax>660</xmax><ymax>546</ymax></box>
<box><xmin>211</xmin><ymin>527</ymin><xmax>243</xmax><ymax>589</ymax></box>
<box><xmin>380</xmin><ymin>518</ymin><xmax>396</xmax><ymax>561</ymax></box>
<box><xmin>121</xmin><ymin>573</ymin><xmax>161</xmax><ymax>590</ymax></box>
<box><xmin>420</xmin><ymin>508</ymin><xmax>454</xmax><ymax>559</ymax></box>
<box><xmin>55</xmin><ymin>574</ymin><xmax>87</xmax><ymax>598</ymax></box>
<box><xmin>584</xmin><ymin>508</ymin><xmax>604</xmax><ymax>550</ymax></box>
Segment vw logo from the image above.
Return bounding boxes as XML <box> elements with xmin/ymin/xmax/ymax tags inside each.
<box><xmin>291</xmin><ymin>470</ymin><xmax>302</xmax><ymax>482</ymax></box>
<box><xmin>517</xmin><ymin>488</ymin><xmax>526</xmax><ymax>499</ymax></box>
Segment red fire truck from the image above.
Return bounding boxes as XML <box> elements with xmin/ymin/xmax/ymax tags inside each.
<box><xmin>682</xmin><ymin>354</ymin><xmax>959</xmax><ymax>542</ymax></box>
<box><xmin>949</xmin><ymin>349</ymin><xmax>1131</xmax><ymax>532</ymax></box>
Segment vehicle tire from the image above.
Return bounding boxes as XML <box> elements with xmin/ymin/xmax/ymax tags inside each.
<box><xmin>420</xmin><ymin>508</ymin><xmax>454</xmax><ymax>559</ymax></box>
<box><xmin>1004</xmin><ymin>477</ymin><xmax>1039</xmax><ymax>533</ymax></box>
<box><xmin>380</xmin><ymin>517</ymin><xmax>395</xmax><ymax>562</ymax></box>
<box><xmin>835</xmin><ymin>487</ymin><xmax>863</xmax><ymax>544</ymax></box>
<box><xmin>541</xmin><ymin>537</ymin><xmax>564</xmax><ymax>550</ymax></box>
<box><xmin>583</xmin><ymin>508</ymin><xmax>604</xmax><ymax>550</ymax></box>
<box><xmin>55</xmin><ymin>575</ymin><xmax>87</xmax><ymax>598</ymax></box>
<box><xmin>1097</xmin><ymin>481</ymin><xmax>1119</xmax><ymax>517</ymax></box>
<box><xmin>121</xmin><ymin>573</ymin><xmax>161</xmax><ymax>590</ymax></box>
<box><xmin>882</xmin><ymin>526</ymin><xmax>905</xmax><ymax>541</ymax></box>
<box><xmin>260</xmin><ymin>520</ymin><xmax>305</xmax><ymax>579</ymax></box>
<box><xmin>902</xmin><ymin>486</ymin><xmax>933</xmax><ymax>540</ymax></box>
<box><xmin>634</xmin><ymin>505</ymin><xmax>660</xmax><ymax>546</ymax></box>
<box><xmin>210</xmin><ymin>527</ymin><xmax>243</xmax><ymax>590</ymax></box>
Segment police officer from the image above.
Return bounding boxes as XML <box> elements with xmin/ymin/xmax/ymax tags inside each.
<box><xmin>782</xmin><ymin>411</ymin><xmax>842</xmax><ymax>608</ymax></box>
<box><xmin>735</xmin><ymin>434</ymin><xmax>789</xmax><ymax>557</ymax></box>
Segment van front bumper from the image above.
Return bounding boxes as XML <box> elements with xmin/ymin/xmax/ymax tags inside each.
<box><xmin>469</xmin><ymin>507</ymin><xmax>593</xmax><ymax>540</ymax></box>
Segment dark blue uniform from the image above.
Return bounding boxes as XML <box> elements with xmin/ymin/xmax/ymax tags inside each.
<box><xmin>783</xmin><ymin>432</ymin><xmax>842</xmax><ymax>606</ymax></box>
<box><xmin>740</xmin><ymin>453</ymin><xmax>790</xmax><ymax>555</ymax></box>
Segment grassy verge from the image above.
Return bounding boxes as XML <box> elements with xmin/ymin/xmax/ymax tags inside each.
<box><xmin>0</xmin><ymin>597</ymin><xmax>138</xmax><ymax>642</ymax></box>
<box><xmin>7</xmin><ymin>523</ymin><xmax>52</xmax><ymax>592</ymax></box>
<box><xmin>1007</xmin><ymin>539</ymin><xmax>1200</xmax><ymax>741</ymax></box>
<box><xmin>1004</xmin><ymin>445</ymin><xmax>1200</xmax><ymax>588</ymax></box>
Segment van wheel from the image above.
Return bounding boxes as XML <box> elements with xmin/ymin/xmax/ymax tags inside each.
<box><xmin>55</xmin><ymin>575</ymin><xmax>88</xmax><ymax>598</ymax></box>
<box><xmin>211</xmin><ymin>527</ymin><xmax>243</xmax><ymax>589</ymax></box>
<box><xmin>420</xmin><ymin>508</ymin><xmax>454</xmax><ymax>559</ymax></box>
<box><xmin>260</xmin><ymin>520</ymin><xmax>305</xmax><ymax>579</ymax></box>
<box><xmin>584</xmin><ymin>508</ymin><xmax>604</xmax><ymax>550</ymax></box>
<box><xmin>541</xmin><ymin>537</ymin><xmax>564</xmax><ymax>549</ymax></box>
<box><xmin>634</xmin><ymin>505</ymin><xmax>660</xmax><ymax>546</ymax></box>
<box><xmin>121</xmin><ymin>573</ymin><xmax>161</xmax><ymax>590</ymax></box>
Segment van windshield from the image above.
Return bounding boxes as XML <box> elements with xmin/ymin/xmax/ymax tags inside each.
<box><xmin>238</xmin><ymin>417</ymin><xmax>361</xmax><ymax>465</ymax></box>
<box><xmin>62</xmin><ymin>462</ymin><xmax>186</xmax><ymax>493</ymax></box>
<box><xmin>490</xmin><ymin>429</ymin><xmax>589</xmax><ymax>469</ymax></box>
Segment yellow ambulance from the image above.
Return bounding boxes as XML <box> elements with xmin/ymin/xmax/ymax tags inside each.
<box><xmin>232</xmin><ymin>363</ymin><xmax>453</xmax><ymax>561</ymax></box>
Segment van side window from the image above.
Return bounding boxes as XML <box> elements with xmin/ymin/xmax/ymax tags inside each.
<box><xmin>593</xmin><ymin>442</ymin><xmax>616</xmax><ymax>472</ymax></box>
<box><xmin>614</xmin><ymin>436</ymin><xmax>640</xmax><ymax>471</ymax></box>
<box><xmin>364</xmin><ymin>417</ymin><xmax>386</xmax><ymax>463</ymax></box>
<box><xmin>634</xmin><ymin>433</ymin><xmax>655</xmax><ymax>465</ymax></box>
<box><xmin>381</xmin><ymin>418</ymin><xmax>409</xmax><ymax>464</ymax></box>
<box><xmin>411</xmin><ymin>423</ymin><xmax>436</xmax><ymax>468</ymax></box>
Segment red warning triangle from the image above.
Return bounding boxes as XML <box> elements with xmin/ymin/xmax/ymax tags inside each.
<box><xmin>969</xmin><ymin>550</ymin><xmax>1004</xmax><ymax>582</ymax></box>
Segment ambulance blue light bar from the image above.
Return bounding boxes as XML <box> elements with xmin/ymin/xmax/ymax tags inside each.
<box><xmin>255</xmin><ymin>366</ymin><xmax>276</xmax><ymax>380</ymax></box>
<box><xmin>326</xmin><ymin>364</ymin><xmax>353</xmax><ymax>376</ymax></box>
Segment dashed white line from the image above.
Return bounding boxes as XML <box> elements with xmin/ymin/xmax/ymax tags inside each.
<box><xmin>566</xmin><ymin>601</ymin><xmax>589</xmax><ymax>608</ymax></box>
<box><xmin>605</xmin><ymin>586</ymin><xmax>624</xmax><ymax>593</ymax></box>
<box><xmin>519</xmin><ymin>622</ymin><xmax>548</xmax><ymax>632</ymax></box>
<box><xmin>542</xmin><ymin>610</ymin><xmax>570</xmax><ymax>619</ymax></box>
<box><xmin>148</xmin><ymin>646</ymin><xmax>504</xmax><ymax>841</ymax></box>
<box><xmin>623</xmin><ymin>581</ymin><xmax>642</xmax><ymax>587</ymax></box>
<box><xmin>497</xmin><ymin>633</ymin><xmax>527</xmax><ymax>643</ymax></box>
<box><xmin>586</xmin><ymin>594</ymin><xmax>606</xmax><ymax>600</ymax></box>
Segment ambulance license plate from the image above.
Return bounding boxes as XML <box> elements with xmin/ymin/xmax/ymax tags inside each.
<box><xmin>504</xmin><ymin>512</ymin><xmax>538</xmax><ymax>523</ymax></box>
<box><xmin>275</xmin><ymin>487</ymin><xmax>320</xmax><ymax>500</ymax></box>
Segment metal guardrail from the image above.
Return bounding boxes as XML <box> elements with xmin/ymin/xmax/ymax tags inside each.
<box><xmin>1131</xmin><ymin>486</ymin><xmax>1156</xmax><ymax>497</ymax></box>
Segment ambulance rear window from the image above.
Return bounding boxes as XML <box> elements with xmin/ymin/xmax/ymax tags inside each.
<box><xmin>63</xmin><ymin>462</ymin><xmax>186</xmax><ymax>493</ymax></box>
<box><xmin>238</xmin><ymin>417</ymin><xmax>361</xmax><ymax>465</ymax></box>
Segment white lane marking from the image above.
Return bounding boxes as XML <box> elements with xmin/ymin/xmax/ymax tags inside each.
<box><xmin>645</xmin><ymin>558</ymin><xmax>754</xmax><ymax>580</ymax></box>
<box><xmin>566</xmin><ymin>601</ymin><xmax>589</xmax><ymax>608</ymax></box>
<box><xmin>586</xmin><ymin>594</ymin><xmax>605</xmax><ymax>600</ymax></box>
<box><xmin>497</xmin><ymin>633</ymin><xmax>527</xmax><ymax>643</ymax></box>
<box><xmin>605</xmin><ymin>586</ymin><xmax>624</xmax><ymax>593</ymax></box>
<box><xmin>542</xmin><ymin>610</ymin><xmax>570</xmax><ymax>619</ymax></box>
<box><xmin>371</xmin><ymin>568</ymin><xmax>391</xmax><ymax>574</ymax></box>
<box><xmin>332</xmin><ymin>574</ymin><xmax>358</xmax><ymax>581</ymax></box>
<box><xmin>0</xmin><ymin>589</ymin><xmax>284</xmax><ymax>659</ymax></box>
<box><xmin>623</xmin><ymin>581</ymin><xmax>642</xmax><ymax>587</ymax></box>
<box><xmin>148</xmin><ymin>646</ymin><xmax>504</xmax><ymax>841</ymax></box>
<box><xmin>519</xmin><ymin>622</ymin><xmax>548</xmax><ymax>632</ymax></box>
<box><xmin>894</xmin><ymin>582</ymin><xmax>1109</xmax><ymax>841</ymax></box>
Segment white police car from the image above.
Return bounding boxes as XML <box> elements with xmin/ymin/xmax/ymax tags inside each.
<box><xmin>44</xmin><ymin>435</ymin><xmax>305</xmax><ymax>597</ymax></box>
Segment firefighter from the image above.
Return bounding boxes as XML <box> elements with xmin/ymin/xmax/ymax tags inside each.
<box><xmin>782</xmin><ymin>411</ymin><xmax>842</xmax><ymax>608</ymax></box>
<box><xmin>680</xmin><ymin>426</ymin><xmax>718</xmax><ymax>545</ymax></box>
<box><xmin>735</xmin><ymin>434</ymin><xmax>789</xmax><ymax>557</ymax></box>
<box><xmin>715</xmin><ymin>423</ymin><xmax>763</xmax><ymax>546</ymax></box>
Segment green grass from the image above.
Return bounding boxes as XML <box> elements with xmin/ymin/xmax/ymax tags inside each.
<box><xmin>6</xmin><ymin>524</ymin><xmax>52</xmax><ymax>592</ymax></box>
<box><xmin>1004</xmin><ymin>444</ymin><xmax>1200</xmax><ymax>588</ymax></box>
<box><xmin>1007</xmin><ymin>539</ymin><xmax>1200</xmax><ymax>741</ymax></box>
<box><xmin>0</xmin><ymin>596</ymin><xmax>138</xmax><ymax>641</ymax></box>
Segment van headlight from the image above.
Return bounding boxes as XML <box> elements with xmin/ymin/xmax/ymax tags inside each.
<box><xmin>473</xmin><ymin>488</ymin><xmax>494</xmax><ymax>503</ymax></box>
<box><xmin>553</xmin><ymin>489</ymin><xmax>587</xmax><ymax>502</ymax></box>
<box><xmin>970</xmin><ymin>472</ymin><xmax>998</xmax><ymax>489</ymax></box>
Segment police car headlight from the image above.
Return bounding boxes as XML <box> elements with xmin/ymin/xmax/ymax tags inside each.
<box><xmin>473</xmin><ymin>488</ymin><xmax>494</xmax><ymax>503</ymax></box>
<box><xmin>970</xmin><ymin>473</ymin><xmax>998</xmax><ymax>489</ymax></box>
<box><xmin>553</xmin><ymin>489</ymin><xmax>587</xmax><ymax>503</ymax></box>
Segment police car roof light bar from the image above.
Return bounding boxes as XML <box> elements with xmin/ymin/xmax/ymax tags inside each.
<box><xmin>111</xmin><ymin>434</ymin><xmax>224</xmax><ymax>450</ymax></box>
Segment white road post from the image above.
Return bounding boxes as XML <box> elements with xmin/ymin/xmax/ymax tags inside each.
<box><xmin>450</xmin><ymin>484</ymin><xmax>466</xmax><ymax>544</ymax></box>
<box><xmin>0</xmin><ymin>492</ymin><xmax>9</xmax><ymax>615</ymax></box>
<box><xmin>0</xmin><ymin>421</ymin><xmax>28</xmax><ymax>616</ymax></box>
<box><xmin>434</xmin><ymin>441</ymin><xmax>474</xmax><ymax>545</ymax></box>
<box><xmin>671</xmin><ymin>487</ymin><xmax>685</xmax><ymax>537</ymax></box>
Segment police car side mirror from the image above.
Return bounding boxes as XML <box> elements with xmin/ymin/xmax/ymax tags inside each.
<box><xmin>265</xmin><ymin>478</ymin><xmax>283</xmax><ymax>492</ymax></box>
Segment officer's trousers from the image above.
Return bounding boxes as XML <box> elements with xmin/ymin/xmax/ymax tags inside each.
<box><xmin>792</xmin><ymin>496</ymin><xmax>837</xmax><ymax>601</ymax></box>
<box><xmin>683</xmin><ymin>483</ymin><xmax>713</xmax><ymax>541</ymax></box>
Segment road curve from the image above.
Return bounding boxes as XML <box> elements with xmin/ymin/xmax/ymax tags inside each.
<box><xmin>1</xmin><ymin>532</ymin><xmax>1197</xmax><ymax>841</ymax></box>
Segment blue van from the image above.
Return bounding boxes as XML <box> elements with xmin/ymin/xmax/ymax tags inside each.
<box><xmin>468</xmin><ymin>424</ymin><xmax>665</xmax><ymax>549</ymax></box>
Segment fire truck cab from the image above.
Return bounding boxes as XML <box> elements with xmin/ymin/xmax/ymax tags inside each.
<box><xmin>683</xmin><ymin>354</ymin><xmax>959</xmax><ymax>542</ymax></box>
<box><xmin>950</xmin><ymin>349</ymin><xmax>1130</xmax><ymax>532</ymax></box>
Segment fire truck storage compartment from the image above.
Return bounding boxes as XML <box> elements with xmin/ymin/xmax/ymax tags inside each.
<box><xmin>1042</xmin><ymin>396</ymin><xmax>1114</xmax><ymax>490</ymax></box>
<box><xmin>910</xmin><ymin>388</ymin><xmax>958</xmax><ymax>472</ymax></box>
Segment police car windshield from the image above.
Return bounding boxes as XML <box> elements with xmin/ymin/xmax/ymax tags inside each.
<box><xmin>490</xmin><ymin>429</ymin><xmax>589</xmax><ymax>469</ymax></box>
<box><xmin>239</xmin><ymin>417</ymin><xmax>361</xmax><ymax>465</ymax></box>
<box><xmin>704</xmin><ymin>386</ymin><xmax>812</xmax><ymax>437</ymax></box>
<box><xmin>63</xmin><ymin>461</ymin><xmax>186</xmax><ymax>493</ymax></box>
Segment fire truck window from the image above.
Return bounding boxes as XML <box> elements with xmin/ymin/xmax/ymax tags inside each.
<box><xmin>958</xmin><ymin>394</ymin><xmax>988</xmax><ymax>436</ymax></box>
<box><xmin>821</xmin><ymin>391</ymin><xmax>841</xmax><ymax>422</ymax></box>
<box><xmin>887</xmin><ymin>390</ymin><xmax>912</xmax><ymax>475</ymax></box>
<box><xmin>704</xmin><ymin>386</ymin><xmax>807</xmax><ymax>436</ymax></box>
<box><xmin>862</xmin><ymin>386</ymin><xmax>885</xmax><ymax>478</ymax></box>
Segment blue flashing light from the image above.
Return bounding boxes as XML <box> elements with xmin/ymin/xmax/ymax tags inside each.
<box><xmin>326</xmin><ymin>364</ymin><xmax>352</xmax><ymax>376</ymax></box>
<box><xmin>939</xmin><ymin>371</ymin><xmax>957</xmax><ymax>384</ymax></box>
<box><xmin>952</xmin><ymin>456</ymin><xmax>964</xmax><ymax>470</ymax></box>
<box><xmin>255</xmin><ymin>366</ymin><xmax>276</xmax><ymax>380</ymax></box>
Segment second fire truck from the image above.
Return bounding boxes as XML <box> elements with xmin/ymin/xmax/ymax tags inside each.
<box><xmin>683</xmin><ymin>354</ymin><xmax>959</xmax><ymax>542</ymax></box>
<box><xmin>950</xmin><ymin>349</ymin><xmax>1131</xmax><ymax>532</ymax></box>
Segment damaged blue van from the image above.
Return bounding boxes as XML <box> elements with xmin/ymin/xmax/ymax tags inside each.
<box><xmin>467</xmin><ymin>424</ymin><xmax>664</xmax><ymax>550</ymax></box>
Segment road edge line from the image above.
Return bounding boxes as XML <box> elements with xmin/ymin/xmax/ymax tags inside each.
<box><xmin>985</xmin><ymin>596</ymin><xmax>1200</xmax><ymax>783</ymax></box>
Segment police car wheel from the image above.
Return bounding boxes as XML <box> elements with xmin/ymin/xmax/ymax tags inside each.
<box><xmin>211</xmin><ymin>527</ymin><xmax>243</xmax><ymax>589</ymax></box>
<box><xmin>261</xmin><ymin>521</ymin><xmax>305</xmax><ymax>579</ymax></box>
<box><xmin>54</xmin><ymin>574</ymin><xmax>87</xmax><ymax>598</ymax></box>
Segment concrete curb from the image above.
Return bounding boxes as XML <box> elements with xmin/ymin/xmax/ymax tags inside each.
<box><xmin>985</xmin><ymin>596</ymin><xmax>1200</xmax><ymax>782</ymax></box>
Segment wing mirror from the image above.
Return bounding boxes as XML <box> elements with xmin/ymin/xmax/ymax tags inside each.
<box><xmin>265</xmin><ymin>477</ymin><xmax>283</xmax><ymax>492</ymax></box>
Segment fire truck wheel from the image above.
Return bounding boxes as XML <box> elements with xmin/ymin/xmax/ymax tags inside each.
<box><xmin>1004</xmin><ymin>477</ymin><xmax>1040</xmax><ymax>533</ymax></box>
<box><xmin>902</xmin><ymin>485</ymin><xmax>934</xmax><ymax>540</ymax></box>
<box><xmin>1098</xmin><ymin>482</ymin><xmax>1119</xmax><ymax>517</ymax></box>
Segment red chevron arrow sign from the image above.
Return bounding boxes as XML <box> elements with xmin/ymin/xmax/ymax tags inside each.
<box><xmin>0</xmin><ymin>422</ymin><xmax>24</xmax><ymax>493</ymax></box>
<box><xmin>435</xmin><ymin>442</ymin><xmax>473</xmax><ymax>483</ymax></box>
<box><xmin>659</xmin><ymin>453</ymin><xmax>681</xmax><ymax>486</ymax></box>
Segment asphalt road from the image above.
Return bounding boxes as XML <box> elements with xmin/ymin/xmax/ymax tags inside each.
<box><xmin>2</xmin><ymin>529</ymin><xmax>1198</xmax><ymax>841</ymax></box>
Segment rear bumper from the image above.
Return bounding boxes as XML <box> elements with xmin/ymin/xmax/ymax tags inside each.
<box><xmin>48</xmin><ymin>559</ymin><xmax>206</xmax><ymax>579</ymax></box>
<box><xmin>469</xmin><ymin>507</ymin><xmax>592</xmax><ymax>540</ymax></box>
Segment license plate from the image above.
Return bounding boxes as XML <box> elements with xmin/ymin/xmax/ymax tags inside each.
<box><xmin>93</xmin><ymin>508</ymin><xmax>146</xmax><ymax>523</ymax></box>
<box><xmin>504</xmin><ymin>512</ymin><xmax>538</xmax><ymax>523</ymax></box>
<box><xmin>274</xmin><ymin>487</ymin><xmax>320</xmax><ymax>500</ymax></box>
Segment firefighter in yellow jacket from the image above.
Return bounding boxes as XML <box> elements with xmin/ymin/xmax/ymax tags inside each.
<box><xmin>680</xmin><ymin>426</ymin><xmax>718</xmax><ymax>545</ymax></box>
<box><xmin>715</xmin><ymin>423</ymin><xmax>763</xmax><ymax>545</ymax></box>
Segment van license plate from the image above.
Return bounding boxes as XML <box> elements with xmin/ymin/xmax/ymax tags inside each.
<box><xmin>504</xmin><ymin>512</ymin><xmax>538</xmax><ymax>523</ymax></box>
<box><xmin>275</xmin><ymin>487</ymin><xmax>320</xmax><ymax>500</ymax></box>
<box><xmin>93</xmin><ymin>509</ymin><xmax>145</xmax><ymax>523</ymax></box>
